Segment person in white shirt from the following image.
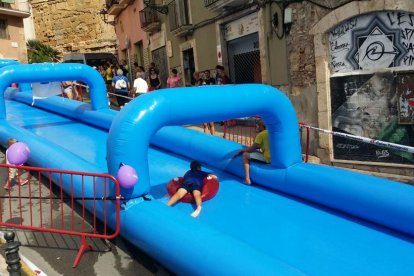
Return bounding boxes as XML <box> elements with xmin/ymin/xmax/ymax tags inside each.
<box><xmin>132</xmin><ymin>72</ymin><xmax>148</xmax><ymax>97</ymax></box>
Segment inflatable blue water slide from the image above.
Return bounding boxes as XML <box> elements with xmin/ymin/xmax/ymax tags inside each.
<box><xmin>0</xmin><ymin>61</ymin><xmax>413</xmax><ymax>275</ymax></box>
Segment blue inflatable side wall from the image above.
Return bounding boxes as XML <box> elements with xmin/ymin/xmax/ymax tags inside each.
<box><xmin>8</xmin><ymin>90</ymin><xmax>115</xmax><ymax>130</ymax></box>
<box><xmin>150</xmin><ymin>126</ymin><xmax>414</xmax><ymax>237</ymax></box>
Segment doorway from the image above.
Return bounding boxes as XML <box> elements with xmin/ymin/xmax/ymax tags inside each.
<box><xmin>152</xmin><ymin>46</ymin><xmax>168</xmax><ymax>88</ymax></box>
<box><xmin>182</xmin><ymin>48</ymin><xmax>195</xmax><ymax>85</ymax></box>
<box><xmin>227</xmin><ymin>33</ymin><xmax>261</xmax><ymax>84</ymax></box>
<box><xmin>134</xmin><ymin>41</ymin><xmax>144</xmax><ymax>66</ymax></box>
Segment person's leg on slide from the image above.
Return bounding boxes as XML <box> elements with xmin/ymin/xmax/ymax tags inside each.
<box><xmin>191</xmin><ymin>190</ymin><xmax>202</xmax><ymax>217</ymax></box>
<box><xmin>242</xmin><ymin>152</ymin><xmax>252</xmax><ymax>185</ymax></box>
<box><xmin>167</xmin><ymin>188</ymin><xmax>188</xmax><ymax>206</ymax></box>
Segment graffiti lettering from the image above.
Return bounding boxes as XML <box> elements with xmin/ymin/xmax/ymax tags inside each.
<box><xmin>362</xmin><ymin>41</ymin><xmax>397</xmax><ymax>62</ymax></box>
<box><xmin>330</xmin><ymin>18</ymin><xmax>357</xmax><ymax>39</ymax></box>
<box><xmin>401</xmin><ymin>28</ymin><xmax>414</xmax><ymax>41</ymax></box>
<box><xmin>330</xmin><ymin>55</ymin><xmax>346</xmax><ymax>70</ymax></box>
<box><xmin>331</xmin><ymin>60</ymin><xmax>346</xmax><ymax>70</ymax></box>
<box><xmin>387</xmin><ymin>12</ymin><xmax>414</xmax><ymax>27</ymax></box>
<box><xmin>376</xmin><ymin>149</ymin><xmax>390</xmax><ymax>158</ymax></box>
<box><xmin>403</xmin><ymin>55</ymin><xmax>414</xmax><ymax>66</ymax></box>
<box><xmin>403</xmin><ymin>42</ymin><xmax>414</xmax><ymax>54</ymax></box>
<box><xmin>336</xmin><ymin>144</ymin><xmax>359</xmax><ymax>150</ymax></box>
<box><xmin>330</xmin><ymin>40</ymin><xmax>349</xmax><ymax>53</ymax></box>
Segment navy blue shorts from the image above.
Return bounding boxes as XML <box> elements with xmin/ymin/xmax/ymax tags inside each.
<box><xmin>179</xmin><ymin>182</ymin><xmax>202</xmax><ymax>193</ymax></box>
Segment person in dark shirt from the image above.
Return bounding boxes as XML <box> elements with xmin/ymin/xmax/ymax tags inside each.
<box><xmin>215</xmin><ymin>65</ymin><xmax>231</xmax><ymax>84</ymax></box>
<box><xmin>203</xmin><ymin>69</ymin><xmax>216</xmax><ymax>85</ymax></box>
<box><xmin>167</xmin><ymin>161</ymin><xmax>217</xmax><ymax>217</ymax></box>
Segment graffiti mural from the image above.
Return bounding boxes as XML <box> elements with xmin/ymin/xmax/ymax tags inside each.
<box><xmin>329</xmin><ymin>11</ymin><xmax>414</xmax><ymax>72</ymax></box>
<box><xmin>331</xmin><ymin>72</ymin><xmax>414</xmax><ymax>164</ymax></box>
<box><xmin>397</xmin><ymin>74</ymin><xmax>414</xmax><ymax>124</ymax></box>
<box><xmin>328</xmin><ymin>11</ymin><xmax>414</xmax><ymax>165</ymax></box>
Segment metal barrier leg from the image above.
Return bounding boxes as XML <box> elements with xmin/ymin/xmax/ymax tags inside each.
<box><xmin>72</xmin><ymin>235</ymin><xmax>93</xmax><ymax>268</ymax></box>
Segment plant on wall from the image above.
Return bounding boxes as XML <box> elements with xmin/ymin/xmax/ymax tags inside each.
<box><xmin>26</xmin><ymin>39</ymin><xmax>61</xmax><ymax>63</ymax></box>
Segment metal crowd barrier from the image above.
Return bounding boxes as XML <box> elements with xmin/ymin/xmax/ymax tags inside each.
<box><xmin>0</xmin><ymin>164</ymin><xmax>121</xmax><ymax>267</ymax></box>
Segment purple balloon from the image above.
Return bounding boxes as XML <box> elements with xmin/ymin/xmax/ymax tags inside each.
<box><xmin>7</xmin><ymin>142</ymin><xmax>30</xmax><ymax>165</ymax></box>
<box><xmin>117</xmin><ymin>165</ymin><xmax>138</xmax><ymax>189</ymax></box>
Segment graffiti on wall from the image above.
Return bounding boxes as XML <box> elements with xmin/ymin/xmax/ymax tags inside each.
<box><xmin>330</xmin><ymin>72</ymin><xmax>414</xmax><ymax>164</ymax></box>
<box><xmin>398</xmin><ymin>74</ymin><xmax>414</xmax><ymax>124</ymax></box>
<box><xmin>328</xmin><ymin>11</ymin><xmax>414</xmax><ymax>164</ymax></box>
<box><xmin>329</xmin><ymin>11</ymin><xmax>414</xmax><ymax>72</ymax></box>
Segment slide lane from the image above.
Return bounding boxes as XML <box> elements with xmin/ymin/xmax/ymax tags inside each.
<box><xmin>5</xmin><ymin>99</ymin><xmax>414</xmax><ymax>275</ymax></box>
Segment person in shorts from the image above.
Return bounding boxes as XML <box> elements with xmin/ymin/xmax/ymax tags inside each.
<box><xmin>167</xmin><ymin>161</ymin><xmax>217</xmax><ymax>218</ymax></box>
<box><xmin>4</xmin><ymin>138</ymin><xmax>28</xmax><ymax>190</ymax></box>
<box><xmin>112</xmin><ymin>69</ymin><xmax>130</xmax><ymax>108</ymax></box>
<box><xmin>234</xmin><ymin>119</ymin><xmax>270</xmax><ymax>185</ymax></box>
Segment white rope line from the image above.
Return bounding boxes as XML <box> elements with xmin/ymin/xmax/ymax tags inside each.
<box><xmin>300</xmin><ymin>123</ymin><xmax>414</xmax><ymax>154</ymax></box>
<box><xmin>107</xmin><ymin>92</ymin><xmax>134</xmax><ymax>100</ymax></box>
<box><xmin>73</xmin><ymin>82</ymin><xmax>88</xmax><ymax>88</ymax></box>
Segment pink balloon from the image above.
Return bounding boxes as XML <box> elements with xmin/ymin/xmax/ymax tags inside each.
<box><xmin>7</xmin><ymin>142</ymin><xmax>30</xmax><ymax>165</ymax></box>
<box><xmin>117</xmin><ymin>165</ymin><xmax>138</xmax><ymax>189</ymax></box>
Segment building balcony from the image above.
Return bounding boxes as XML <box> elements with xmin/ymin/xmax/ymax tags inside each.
<box><xmin>0</xmin><ymin>0</ymin><xmax>30</xmax><ymax>18</ymax></box>
<box><xmin>106</xmin><ymin>0</ymin><xmax>127</xmax><ymax>16</ymax></box>
<box><xmin>204</xmin><ymin>0</ymin><xmax>250</xmax><ymax>13</ymax></box>
<box><xmin>169</xmin><ymin>0</ymin><xmax>192</xmax><ymax>37</ymax></box>
<box><xmin>118</xmin><ymin>0</ymin><xmax>133</xmax><ymax>5</ymax></box>
<box><xmin>0</xmin><ymin>7</ymin><xmax>30</xmax><ymax>18</ymax></box>
<box><xmin>139</xmin><ymin>8</ymin><xmax>161</xmax><ymax>33</ymax></box>
<box><xmin>171</xmin><ymin>25</ymin><xmax>192</xmax><ymax>37</ymax></box>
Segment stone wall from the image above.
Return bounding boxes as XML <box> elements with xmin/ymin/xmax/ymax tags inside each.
<box><xmin>285</xmin><ymin>2</ymin><xmax>330</xmax><ymax>156</ymax></box>
<box><xmin>288</xmin><ymin>3</ymin><xmax>325</xmax><ymax>91</ymax></box>
<box><xmin>30</xmin><ymin>0</ymin><xmax>117</xmax><ymax>57</ymax></box>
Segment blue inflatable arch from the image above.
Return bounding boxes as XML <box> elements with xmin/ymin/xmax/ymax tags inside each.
<box><xmin>0</xmin><ymin>59</ymin><xmax>19</xmax><ymax>68</ymax></box>
<box><xmin>107</xmin><ymin>84</ymin><xmax>302</xmax><ymax>198</ymax></box>
<box><xmin>0</xmin><ymin>63</ymin><xmax>108</xmax><ymax>119</ymax></box>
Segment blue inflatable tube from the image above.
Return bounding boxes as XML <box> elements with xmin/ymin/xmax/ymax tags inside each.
<box><xmin>0</xmin><ymin>59</ymin><xmax>19</xmax><ymax>68</ymax></box>
<box><xmin>107</xmin><ymin>85</ymin><xmax>302</xmax><ymax>198</ymax></box>
<box><xmin>0</xmin><ymin>63</ymin><xmax>108</xmax><ymax>120</ymax></box>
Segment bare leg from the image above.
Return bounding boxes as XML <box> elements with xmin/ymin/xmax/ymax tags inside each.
<box><xmin>4</xmin><ymin>168</ymin><xmax>14</xmax><ymax>189</ymax></box>
<box><xmin>3</xmin><ymin>181</ymin><xmax>10</xmax><ymax>190</ymax></box>
<box><xmin>242</xmin><ymin>152</ymin><xmax>251</xmax><ymax>185</ymax></box>
<box><xmin>203</xmin><ymin>123</ymin><xmax>208</xmax><ymax>133</ymax></box>
<box><xmin>66</xmin><ymin>91</ymin><xmax>73</xmax><ymax>99</ymax></box>
<box><xmin>191</xmin><ymin>190</ymin><xmax>202</xmax><ymax>217</ymax></box>
<box><xmin>167</xmin><ymin>188</ymin><xmax>188</xmax><ymax>206</ymax></box>
<box><xmin>208</xmin><ymin>123</ymin><xmax>216</xmax><ymax>135</ymax></box>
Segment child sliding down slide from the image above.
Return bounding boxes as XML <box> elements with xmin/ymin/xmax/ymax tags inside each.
<box><xmin>167</xmin><ymin>161</ymin><xmax>217</xmax><ymax>217</ymax></box>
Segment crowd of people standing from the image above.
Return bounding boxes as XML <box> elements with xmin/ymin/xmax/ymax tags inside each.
<box><xmin>97</xmin><ymin>60</ymin><xmax>231</xmax><ymax>110</ymax></box>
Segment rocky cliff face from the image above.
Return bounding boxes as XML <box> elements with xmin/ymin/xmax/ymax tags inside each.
<box><xmin>30</xmin><ymin>0</ymin><xmax>117</xmax><ymax>56</ymax></box>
